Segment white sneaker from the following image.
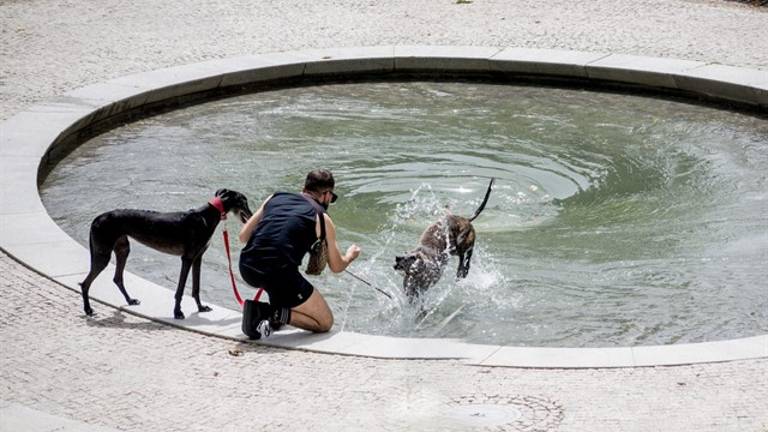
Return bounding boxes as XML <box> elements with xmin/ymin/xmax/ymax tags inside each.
<box><xmin>256</xmin><ymin>320</ymin><xmax>272</xmax><ymax>339</ymax></box>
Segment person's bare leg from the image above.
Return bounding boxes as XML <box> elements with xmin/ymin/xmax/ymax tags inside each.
<box><xmin>289</xmin><ymin>289</ymin><xmax>333</xmax><ymax>332</ymax></box>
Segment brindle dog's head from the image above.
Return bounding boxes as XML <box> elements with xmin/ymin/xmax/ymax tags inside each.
<box><xmin>394</xmin><ymin>254</ymin><xmax>414</xmax><ymax>271</ymax></box>
<box><xmin>394</xmin><ymin>248</ymin><xmax>447</xmax><ymax>299</ymax></box>
<box><xmin>215</xmin><ymin>188</ymin><xmax>253</xmax><ymax>223</ymax></box>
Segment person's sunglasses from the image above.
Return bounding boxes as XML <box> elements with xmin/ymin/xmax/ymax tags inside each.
<box><xmin>327</xmin><ymin>190</ymin><xmax>338</xmax><ymax>203</ymax></box>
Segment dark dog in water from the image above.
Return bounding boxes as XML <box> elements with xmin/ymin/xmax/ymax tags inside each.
<box><xmin>79</xmin><ymin>189</ymin><xmax>253</xmax><ymax>319</ymax></box>
<box><xmin>394</xmin><ymin>178</ymin><xmax>494</xmax><ymax>299</ymax></box>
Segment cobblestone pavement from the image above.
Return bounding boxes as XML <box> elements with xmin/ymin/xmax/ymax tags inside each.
<box><xmin>1</xmin><ymin>1</ymin><xmax>768</xmax><ymax>431</ymax></box>
<box><xmin>3</xmin><ymin>252</ymin><xmax>768</xmax><ymax>431</ymax></box>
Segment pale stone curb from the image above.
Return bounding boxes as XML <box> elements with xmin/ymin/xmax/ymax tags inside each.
<box><xmin>585</xmin><ymin>54</ymin><xmax>706</xmax><ymax>89</ymax></box>
<box><xmin>1</xmin><ymin>46</ymin><xmax>766</xmax><ymax>368</ymax></box>
<box><xmin>394</xmin><ymin>45</ymin><xmax>504</xmax><ymax>71</ymax></box>
<box><xmin>491</xmin><ymin>47</ymin><xmax>610</xmax><ymax>78</ymax></box>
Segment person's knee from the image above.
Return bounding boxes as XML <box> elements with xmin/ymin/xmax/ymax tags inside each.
<box><xmin>317</xmin><ymin>312</ymin><xmax>333</xmax><ymax>333</ymax></box>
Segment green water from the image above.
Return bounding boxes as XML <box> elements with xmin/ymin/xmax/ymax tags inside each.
<box><xmin>41</xmin><ymin>81</ymin><xmax>768</xmax><ymax>347</ymax></box>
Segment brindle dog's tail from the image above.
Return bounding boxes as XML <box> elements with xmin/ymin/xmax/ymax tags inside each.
<box><xmin>468</xmin><ymin>178</ymin><xmax>495</xmax><ymax>222</ymax></box>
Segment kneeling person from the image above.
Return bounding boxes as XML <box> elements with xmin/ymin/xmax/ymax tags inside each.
<box><xmin>238</xmin><ymin>169</ymin><xmax>361</xmax><ymax>338</ymax></box>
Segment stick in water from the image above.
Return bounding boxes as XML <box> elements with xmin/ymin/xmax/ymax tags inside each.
<box><xmin>344</xmin><ymin>269</ymin><xmax>393</xmax><ymax>299</ymax></box>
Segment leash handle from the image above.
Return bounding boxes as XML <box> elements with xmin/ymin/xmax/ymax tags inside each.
<box><xmin>222</xmin><ymin>227</ymin><xmax>263</xmax><ymax>309</ymax></box>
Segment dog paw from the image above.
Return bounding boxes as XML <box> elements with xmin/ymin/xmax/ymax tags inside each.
<box><xmin>174</xmin><ymin>310</ymin><xmax>185</xmax><ymax>320</ymax></box>
<box><xmin>199</xmin><ymin>305</ymin><xmax>212</xmax><ymax>313</ymax></box>
<box><xmin>127</xmin><ymin>299</ymin><xmax>140</xmax><ymax>306</ymax></box>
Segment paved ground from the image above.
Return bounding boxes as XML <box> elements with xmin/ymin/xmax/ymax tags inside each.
<box><xmin>1</xmin><ymin>1</ymin><xmax>767</xmax><ymax>431</ymax></box>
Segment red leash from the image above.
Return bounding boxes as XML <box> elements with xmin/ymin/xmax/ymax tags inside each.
<box><xmin>212</xmin><ymin>197</ymin><xmax>263</xmax><ymax>309</ymax></box>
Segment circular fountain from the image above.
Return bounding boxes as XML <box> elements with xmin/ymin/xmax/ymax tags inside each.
<box><xmin>2</xmin><ymin>47</ymin><xmax>767</xmax><ymax>366</ymax></box>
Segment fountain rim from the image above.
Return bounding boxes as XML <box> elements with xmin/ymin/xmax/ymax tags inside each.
<box><xmin>1</xmin><ymin>46</ymin><xmax>766</xmax><ymax>368</ymax></box>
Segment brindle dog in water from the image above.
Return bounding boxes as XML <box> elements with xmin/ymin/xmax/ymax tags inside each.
<box><xmin>79</xmin><ymin>189</ymin><xmax>252</xmax><ymax>319</ymax></box>
<box><xmin>394</xmin><ymin>178</ymin><xmax>494</xmax><ymax>300</ymax></box>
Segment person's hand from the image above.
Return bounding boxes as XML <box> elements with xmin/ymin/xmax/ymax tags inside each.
<box><xmin>346</xmin><ymin>244</ymin><xmax>361</xmax><ymax>262</ymax></box>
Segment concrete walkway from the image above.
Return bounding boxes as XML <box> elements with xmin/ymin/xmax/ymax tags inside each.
<box><xmin>1</xmin><ymin>1</ymin><xmax>767</xmax><ymax>431</ymax></box>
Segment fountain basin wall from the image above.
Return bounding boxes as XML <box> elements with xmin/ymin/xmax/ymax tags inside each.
<box><xmin>1</xmin><ymin>46</ymin><xmax>766</xmax><ymax>368</ymax></box>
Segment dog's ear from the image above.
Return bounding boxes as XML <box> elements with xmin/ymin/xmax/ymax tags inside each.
<box><xmin>394</xmin><ymin>255</ymin><xmax>406</xmax><ymax>270</ymax></box>
<box><xmin>216</xmin><ymin>189</ymin><xmax>240</xmax><ymax>206</ymax></box>
<box><xmin>215</xmin><ymin>189</ymin><xmax>236</xmax><ymax>210</ymax></box>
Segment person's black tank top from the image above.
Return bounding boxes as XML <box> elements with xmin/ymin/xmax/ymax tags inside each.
<box><xmin>240</xmin><ymin>192</ymin><xmax>319</xmax><ymax>268</ymax></box>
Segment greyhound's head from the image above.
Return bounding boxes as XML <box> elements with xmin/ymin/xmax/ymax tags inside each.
<box><xmin>215</xmin><ymin>189</ymin><xmax>253</xmax><ymax>223</ymax></box>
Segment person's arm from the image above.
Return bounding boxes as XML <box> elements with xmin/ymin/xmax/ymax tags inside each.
<box><xmin>239</xmin><ymin>194</ymin><xmax>273</xmax><ymax>243</ymax></box>
<box><xmin>321</xmin><ymin>214</ymin><xmax>361</xmax><ymax>273</ymax></box>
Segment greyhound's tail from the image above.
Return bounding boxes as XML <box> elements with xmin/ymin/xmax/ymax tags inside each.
<box><xmin>468</xmin><ymin>178</ymin><xmax>495</xmax><ymax>222</ymax></box>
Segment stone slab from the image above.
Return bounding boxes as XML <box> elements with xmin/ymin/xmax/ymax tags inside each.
<box><xmin>1</xmin><ymin>112</ymin><xmax>72</xmax><ymax>158</ymax></box>
<box><xmin>110</xmin><ymin>61</ymin><xmax>227</xmax><ymax>105</ymax></box>
<box><xmin>217</xmin><ymin>53</ymin><xmax>307</xmax><ymax>88</ymax></box>
<box><xmin>394</xmin><ymin>45</ymin><xmax>503</xmax><ymax>71</ymax></box>
<box><xmin>24</xmin><ymin>99</ymin><xmax>110</xmax><ymax>146</ymax></box>
<box><xmin>3</xmin><ymin>241</ymin><xmax>91</xmax><ymax>277</ymax></box>
<box><xmin>65</xmin><ymin>81</ymin><xmax>152</xmax><ymax>123</ymax></box>
<box><xmin>490</xmin><ymin>47</ymin><xmax>609</xmax><ymax>78</ymax></box>
<box><xmin>674</xmin><ymin>63</ymin><xmax>768</xmax><ymax>107</ymax></box>
<box><xmin>0</xmin><ymin>157</ymin><xmax>44</xmax><ymax>215</ymax></box>
<box><xmin>336</xmin><ymin>332</ymin><xmax>500</xmax><ymax>360</ymax></box>
<box><xmin>586</xmin><ymin>54</ymin><xmax>705</xmax><ymax>89</ymax></box>
<box><xmin>473</xmin><ymin>346</ymin><xmax>636</xmax><ymax>369</ymax></box>
<box><xmin>0</xmin><ymin>211</ymin><xmax>73</xmax><ymax>246</ymax></box>
<box><xmin>259</xmin><ymin>329</ymin><xmax>368</xmax><ymax>353</ymax></box>
<box><xmin>298</xmin><ymin>46</ymin><xmax>395</xmax><ymax>76</ymax></box>
<box><xmin>631</xmin><ymin>335</ymin><xmax>768</xmax><ymax>367</ymax></box>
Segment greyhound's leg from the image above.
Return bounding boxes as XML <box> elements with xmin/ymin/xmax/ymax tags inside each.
<box><xmin>457</xmin><ymin>248</ymin><xmax>473</xmax><ymax>279</ymax></box>
<box><xmin>191</xmin><ymin>255</ymin><xmax>212</xmax><ymax>313</ymax></box>
<box><xmin>173</xmin><ymin>258</ymin><xmax>193</xmax><ymax>319</ymax></box>
<box><xmin>113</xmin><ymin>236</ymin><xmax>140</xmax><ymax>306</ymax></box>
<box><xmin>79</xmin><ymin>249</ymin><xmax>110</xmax><ymax>316</ymax></box>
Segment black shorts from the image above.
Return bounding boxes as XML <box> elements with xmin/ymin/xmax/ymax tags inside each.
<box><xmin>239</xmin><ymin>261</ymin><xmax>314</xmax><ymax>308</ymax></box>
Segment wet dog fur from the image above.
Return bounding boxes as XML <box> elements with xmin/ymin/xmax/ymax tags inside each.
<box><xmin>394</xmin><ymin>178</ymin><xmax>494</xmax><ymax>299</ymax></box>
<box><xmin>79</xmin><ymin>189</ymin><xmax>253</xmax><ymax>319</ymax></box>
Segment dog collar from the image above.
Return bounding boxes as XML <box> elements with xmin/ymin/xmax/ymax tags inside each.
<box><xmin>209</xmin><ymin>197</ymin><xmax>226</xmax><ymax>219</ymax></box>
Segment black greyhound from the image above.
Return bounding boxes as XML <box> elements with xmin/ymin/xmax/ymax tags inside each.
<box><xmin>79</xmin><ymin>189</ymin><xmax>253</xmax><ymax>319</ymax></box>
